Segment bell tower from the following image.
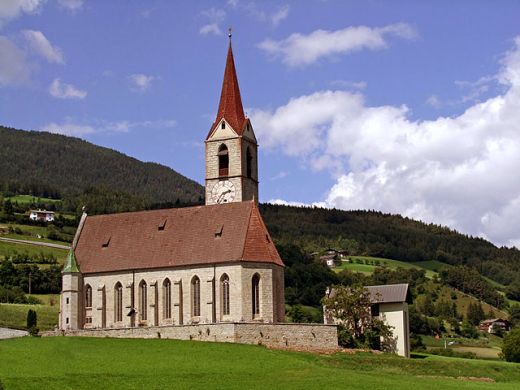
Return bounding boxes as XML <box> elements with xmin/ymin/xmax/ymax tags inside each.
<box><xmin>205</xmin><ymin>32</ymin><xmax>258</xmax><ymax>206</ymax></box>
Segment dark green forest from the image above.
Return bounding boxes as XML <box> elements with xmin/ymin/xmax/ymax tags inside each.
<box><xmin>0</xmin><ymin>126</ymin><xmax>204</xmax><ymax>212</ymax></box>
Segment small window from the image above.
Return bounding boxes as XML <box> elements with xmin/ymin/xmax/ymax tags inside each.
<box><xmin>221</xmin><ymin>121</ymin><xmax>226</xmax><ymax>129</ymax></box>
<box><xmin>246</xmin><ymin>147</ymin><xmax>252</xmax><ymax>178</ymax></box>
<box><xmin>139</xmin><ymin>280</ymin><xmax>147</xmax><ymax>321</ymax></box>
<box><xmin>371</xmin><ymin>304</ymin><xmax>380</xmax><ymax>317</ymax></box>
<box><xmin>66</xmin><ymin>317</ymin><xmax>69</xmax><ymax>324</ymax></box>
<box><xmin>85</xmin><ymin>284</ymin><xmax>92</xmax><ymax>308</ymax></box>
<box><xmin>102</xmin><ymin>236</ymin><xmax>111</xmax><ymax>248</ymax></box>
<box><xmin>215</xmin><ymin>224</ymin><xmax>224</xmax><ymax>238</ymax></box>
<box><xmin>66</xmin><ymin>297</ymin><xmax>69</xmax><ymax>304</ymax></box>
<box><xmin>158</xmin><ymin>219</ymin><xmax>167</xmax><ymax>231</ymax></box>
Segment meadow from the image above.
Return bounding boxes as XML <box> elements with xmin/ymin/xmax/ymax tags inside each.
<box><xmin>0</xmin><ymin>337</ymin><xmax>519</xmax><ymax>389</ymax></box>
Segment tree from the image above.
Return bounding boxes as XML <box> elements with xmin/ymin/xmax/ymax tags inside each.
<box><xmin>321</xmin><ymin>285</ymin><xmax>394</xmax><ymax>351</ymax></box>
<box><xmin>509</xmin><ymin>304</ymin><xmax>520</xmax><ymax>327</ymax></box>
<box><xmin>467</xmin><ymin>302</ymin><xmax>485</xmax><ymax>326</ymax></box>
<box><xmin>26</xmin><ymin>309</ymin><xmax>38</xmax><ymax>336</ymax></box>
<box><xmin>501</xmin><ymin>327</ymin><xmax>520</xmax><ymax>362</ymax></box>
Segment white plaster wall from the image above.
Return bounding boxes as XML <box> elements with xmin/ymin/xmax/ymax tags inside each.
<box><xmin>380</xmin><ymin>302</ymin><xmax>410</xmax><ymax>358</ymax></box>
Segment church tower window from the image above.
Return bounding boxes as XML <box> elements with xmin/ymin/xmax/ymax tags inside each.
<box><xmin>114</xmin><ymin>282</ymin><xmax>123</xmax><ymax>322</ymax></box>
<box><xmin>139</xmin><ymin>280</ymin><xmax>147</xmax><ymax>321</ymax></box>
<box><xmin>191</xmin><ymin>276</ymin><xmax>200</xmax><ymax>317</ymax></box>
<box><xmin>221</xmin><ymin>274</ymin><xmax>230</xmax><ymax>316</ymax></box>
<box><xmin>252</xmin><ymin>274</ymin><xmax>260</xmax><ymax>318</ymax></box>
<box><xmin>246</xmin><ymin>147</ymin><xmax>252</xmax><ymax>178</ymax></box>
<box><xmin>218</xmin><ymin>144</ymin><xmax>229</xmax><ymax>177</ymax></box>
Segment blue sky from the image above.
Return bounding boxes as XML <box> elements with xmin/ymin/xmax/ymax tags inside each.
<box><xmin>2</xmin><ymin>0</ymin><xmax>520</xmax><ymax>247</ymax></box>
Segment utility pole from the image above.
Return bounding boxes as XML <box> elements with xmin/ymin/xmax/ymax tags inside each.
<box><xmin>28</xmin><ymin>272</ymin><xmax>32</xmax><ymax>295</ymax></box>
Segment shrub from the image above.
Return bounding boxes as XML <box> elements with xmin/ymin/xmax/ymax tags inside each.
<box><xmin>501</xmin><ymin>327</ymin><xmax>520</xmax><ymax>362</ymax></box>
<box><xmin>428</xmin><ymin>348</ymin><xmax>476</xmax><ymax>359</ymax></box>
<box><xmin>27</xmin><ymin>309</ymin><xmax>38</xmax><ymax>336</ymax></box>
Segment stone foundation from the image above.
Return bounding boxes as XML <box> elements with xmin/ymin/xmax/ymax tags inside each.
<box><xmin>43</xmin><ymin>323</ymin><xmax>338</xmax><ymax>351</ymax></box>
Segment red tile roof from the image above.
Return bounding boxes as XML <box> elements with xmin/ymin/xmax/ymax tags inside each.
<box><xmin>207</xmin><ymin>42</ymin><xmax>247</xmax><ymax>139</ymax></box>
<box><xmin>74</xmin><ymin>201</ymin><xmax>283</xmax><ymax>274</ymax></box>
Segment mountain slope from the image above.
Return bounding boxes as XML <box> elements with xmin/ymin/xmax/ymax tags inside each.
<box><xmin>0</xmin><ymin>126</ymin><xmax>204</xmax><ymax>205</ymax></box>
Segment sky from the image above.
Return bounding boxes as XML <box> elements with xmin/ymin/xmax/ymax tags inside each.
<box><xmin>1</xmin><ymin>0</ymin><xmax>520</xmax><ymax>248</ymax></box>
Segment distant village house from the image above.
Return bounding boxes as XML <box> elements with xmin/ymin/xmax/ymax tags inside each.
<box><xmin>29</xmin><ymin>209</ymin><xmax>55</xmax><ymax>222</ymax></box>
<box><xmin>479</xmin><ymin>318</ymin><xmax>511</xmax><ymax>334</ymax></box>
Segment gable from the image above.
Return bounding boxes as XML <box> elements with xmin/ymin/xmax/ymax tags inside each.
<box><xmin>207</xmin><ymin>119</ymin><xmax>239</xmax><ymax>140</ymax></box>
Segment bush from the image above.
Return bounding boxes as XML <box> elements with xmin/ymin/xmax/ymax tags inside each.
<box><xmin>501</xmin><ymin>327</ymin><xmax>520</xmax><ymax>362</ymax></box>
<box><xmin>428</xmin><ymin>348</ymin><xmax>476</xmax><ymax>359</ymax></box>
<box><xmin>27</xmin><ymin>309</ymin><xmax>38</xmax><ymax>336</ymax></box>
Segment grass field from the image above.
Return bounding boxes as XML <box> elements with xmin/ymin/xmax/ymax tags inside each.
<box><xmin>0</xmin><ymin>241</ymin><xmax>69</xmax><ymax>263</ymax></box>
<box><xmin>334</xmin><ymin>256</ymin><xmax>438</xmax><ymax>278</ymax></box>
<box><xmin>0</xmin><ymin>303</ymin><xmax>59</xmax><ymax>331</ymax></box>
<box><xmin>6</xmin><ymin>195</ymin><xmax>61</xmax><ymax>205</ymax></box>
<box><xmin>0</xmin><ymin>337</ymin><xmax>519</xmax><ymax>389</ymax></box>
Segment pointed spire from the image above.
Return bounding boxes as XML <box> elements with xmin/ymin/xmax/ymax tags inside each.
<box><xmin>63</xmin><ymin>249</ymin><xmax>80</xmax><ymax>273</ymax></box>
<box><xmin>211</xmin><ymin>33</ymin><xmax>246</xmax><ymax>137</ymax></box>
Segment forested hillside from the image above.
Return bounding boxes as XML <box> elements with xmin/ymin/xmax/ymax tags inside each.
<box><xmin>0</xmin><ymin>126</ymin><xmax>204</xmax><ymax>209</ymax></box>
<box><xmin>260</xmin><ymin>204</ymin><xmax>520</xmax><ymax>289</ymax></box>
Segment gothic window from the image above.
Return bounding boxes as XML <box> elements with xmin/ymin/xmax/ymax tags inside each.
<box><xmin>252</xmin><ymin>273</ymin><xmax>260</xmax><ymax>318</ymax></box>
<box><xmin>246</xmin><ymin>146</ymin><xmax>252</xmax><ymax>178</ymax></box>
<box><xmin>218</xmin><ymin>144</ymin><xmax>229</xmax><ymax>177</ymax></box>
<box><xmin>191</xmin><ymin>276</ymin><xmax>200</xmax><ymax>317</ymax></box>
<box><xmin>221</xmin><ymin>274</ymin><xmax>230</xmax><ymax>316</ymax></box>
<box><xmin>114</xmin><ymin>282</ymin><xmax>123</xmax><ymax>322</ymax></box>
<box><xmin>85</xmin><ymin>284</ymin><xmax>92</xmax><ymax>308</ymax></box>
<box><xmin>139</xmin><ymin>280</ymin><xmax>147</xmax><ymax>321</ymax></box>
<box><xmin>163</xmin><ymin>278</ymin><xmax>172</xmax><ymax>319</ymax></box>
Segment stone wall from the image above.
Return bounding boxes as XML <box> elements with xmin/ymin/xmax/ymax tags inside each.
<box><xmin>45</xmin><ymin>322</ymin><xmax>338</xmax><ymax>351</ymax></box>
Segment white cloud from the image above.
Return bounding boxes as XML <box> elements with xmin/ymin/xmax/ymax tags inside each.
<box><xmin>0</xmin><ymin>35</ymin><xmax>31</xmax><ymax>85</ymax></box>
<box><xmin>271</xmin><ymin>5</ymin><xmax>289</xmax><ymax>27</ymax></box>
<box><xmin>49</xmin><ymin>78</ymin><xmax>86</xmax><ymax>99</ymax></box>
<box><xmin>0</xmin><ymin>0</ymin><xmax>44</xmax><ymax>27</ymax></box>
<box><xmin>251</xmin><ymin>36</ymin><xmax>520</xmax><ymax>247</ymax></box>
<box><xmin>259</xmin><ymin>23</ymin><xmax>416</xmax><ymax>67</ymax></box>
<box><xmin>426</xmin><ymin>95</ymin><xmax>441</xmax><ymax>108</ymax></box>
<box><xmin>330</xmin><ymin>80</ymin><xmax>367</xmax><ymax>90</ymax></box>
<box><xmin>41</xmin><ymin>122</ymin><xmax>95</xmax><ymax>136</ymax></box>
<box><xmin>128</xmin><ymin>73</ymin><xmax>155</xmax><ymax>92</ymax></box>
<box><xmin>200</xmin><ymin>8</ymin><xmax>225</xmax><ymax>36</ymax></box>
<box><xmin>22</xmin><ymin>30</ymin><xmax>64</xmax><ymax>64</ymax></box>
<box><xmin>57</xmin><ymin>0</ymin><xmax>83</xmax><ymax>12</ymax></box>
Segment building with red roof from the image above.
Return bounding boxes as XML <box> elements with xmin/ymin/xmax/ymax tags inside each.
<box><xmin>60</xmin><ymin>38</ymin><xmax>285</xmax><ymax>330</ymax></box>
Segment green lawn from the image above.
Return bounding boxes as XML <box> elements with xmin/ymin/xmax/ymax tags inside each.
<box><xmin>0</xmin><ymin>241</ymin><xmax>69</xmax><ymax>264</ymax></box>
<box><xmin>6</xmin><ymin>195</ymin><xmax>61</xmax><ymax>204</ymax></box>
<box><xmin>0</xmin><ymin>337</ymin><xmax>519</xmax><ymax>389</ymax></box>
<box><xmin>0</xmin><ymin>303</ymin><xmax>59</xmax><ymax>331</ymax></box>
<box><xmin>334</xmin><ymin>256</ymin><xmax>437</xmax><ymax>278</ymax></box>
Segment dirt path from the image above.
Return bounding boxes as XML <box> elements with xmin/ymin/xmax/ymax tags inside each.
<box><xmin>0</xmin><ymin>328</ymin><xmax>29</xmax><ymax>339</ymax></box>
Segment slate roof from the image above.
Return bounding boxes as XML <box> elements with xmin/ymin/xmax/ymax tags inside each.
<box><xmin>74</xmin><ymin>201</ymin><xmax>283</xmax><ymax>274</ymax></box>
<box><xmin>207</xmin><ymin>41</ymin><xmax>247</xmax><ymax>139</ymax></box>
<box><xmin>366</xmin><ymin>283</ymin><xmax>412</xmax><ymax>304</ymax></box>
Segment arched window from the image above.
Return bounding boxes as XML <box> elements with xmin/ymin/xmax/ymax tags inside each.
<box><xmin>218</xmin><ymin>144</ymin><xmax>229</xmax><ymax>177</ymax></box>
<box><xmin>191</xmin><ymin>276</ymin><xmax>200</xmax><ymax>317</ymax></box>
<box><xmin>246</xmin><ymin>147</ymin><xmax>252</xmax><ymax>178</ymax></box>
<box><xmin>252</xmin><ymin>274</ymin><xmax>260</xmax><ymax>318</ymax></box>
<box><xmin>139</xmin><ymin>280</ymin><xmax>147</xmax><ymax>321</ymax></box>
<box><xmin>114</xmin><ymin>282</ymin><xmax>123</xmax><ymax>322</ymax></box>
<box><xmin>163</xmin><ymin>278</ymin><xmax>172</xmax><ymax>319</ymax></box>
<box><xmin>85</xmin><ymin>284</ymin><xmax>92</xmax><ymax>308</ymax></box>
<box><xmin>221</xmin><ymin>274</ymin><xmax>230</xmax><ymax>316</ymax></box>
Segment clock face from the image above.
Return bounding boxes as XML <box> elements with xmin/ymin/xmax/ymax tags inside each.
<box><xmin>211</xmin><ymin>181</ymin><xmax>236</xmax><ymax>204</ymax></box>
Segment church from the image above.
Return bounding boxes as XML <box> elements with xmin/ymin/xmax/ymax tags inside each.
<box><xmin>59</xmin><ymin>38</ymin><xmax>286</xmax><ymax>331</ymax></box>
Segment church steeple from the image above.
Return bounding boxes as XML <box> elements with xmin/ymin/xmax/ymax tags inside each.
<box><xmin>205</xmin><ymin>34</ymin><xmax>259</xmax><ymax>206</ymax></box>
<box><xmin>210</xmin><ymin>37</ymin><xmax>246</xmax><ymax>137</ymax></box>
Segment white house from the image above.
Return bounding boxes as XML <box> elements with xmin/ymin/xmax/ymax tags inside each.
<box><xmin>29</xmin><ymin>209</ymin><xmax>55</xmax><ymax>222</ymax></box>
<box><xmin>324</xmin><ymin>283</ymin><xmax>412</xmax><ymax>358</ymax></box>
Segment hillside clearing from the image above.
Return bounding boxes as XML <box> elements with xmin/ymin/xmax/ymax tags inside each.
<box><xmin>0</xmin><ymin>337</ymin><xmax>519</xmax><ymax>389</ymax></box>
